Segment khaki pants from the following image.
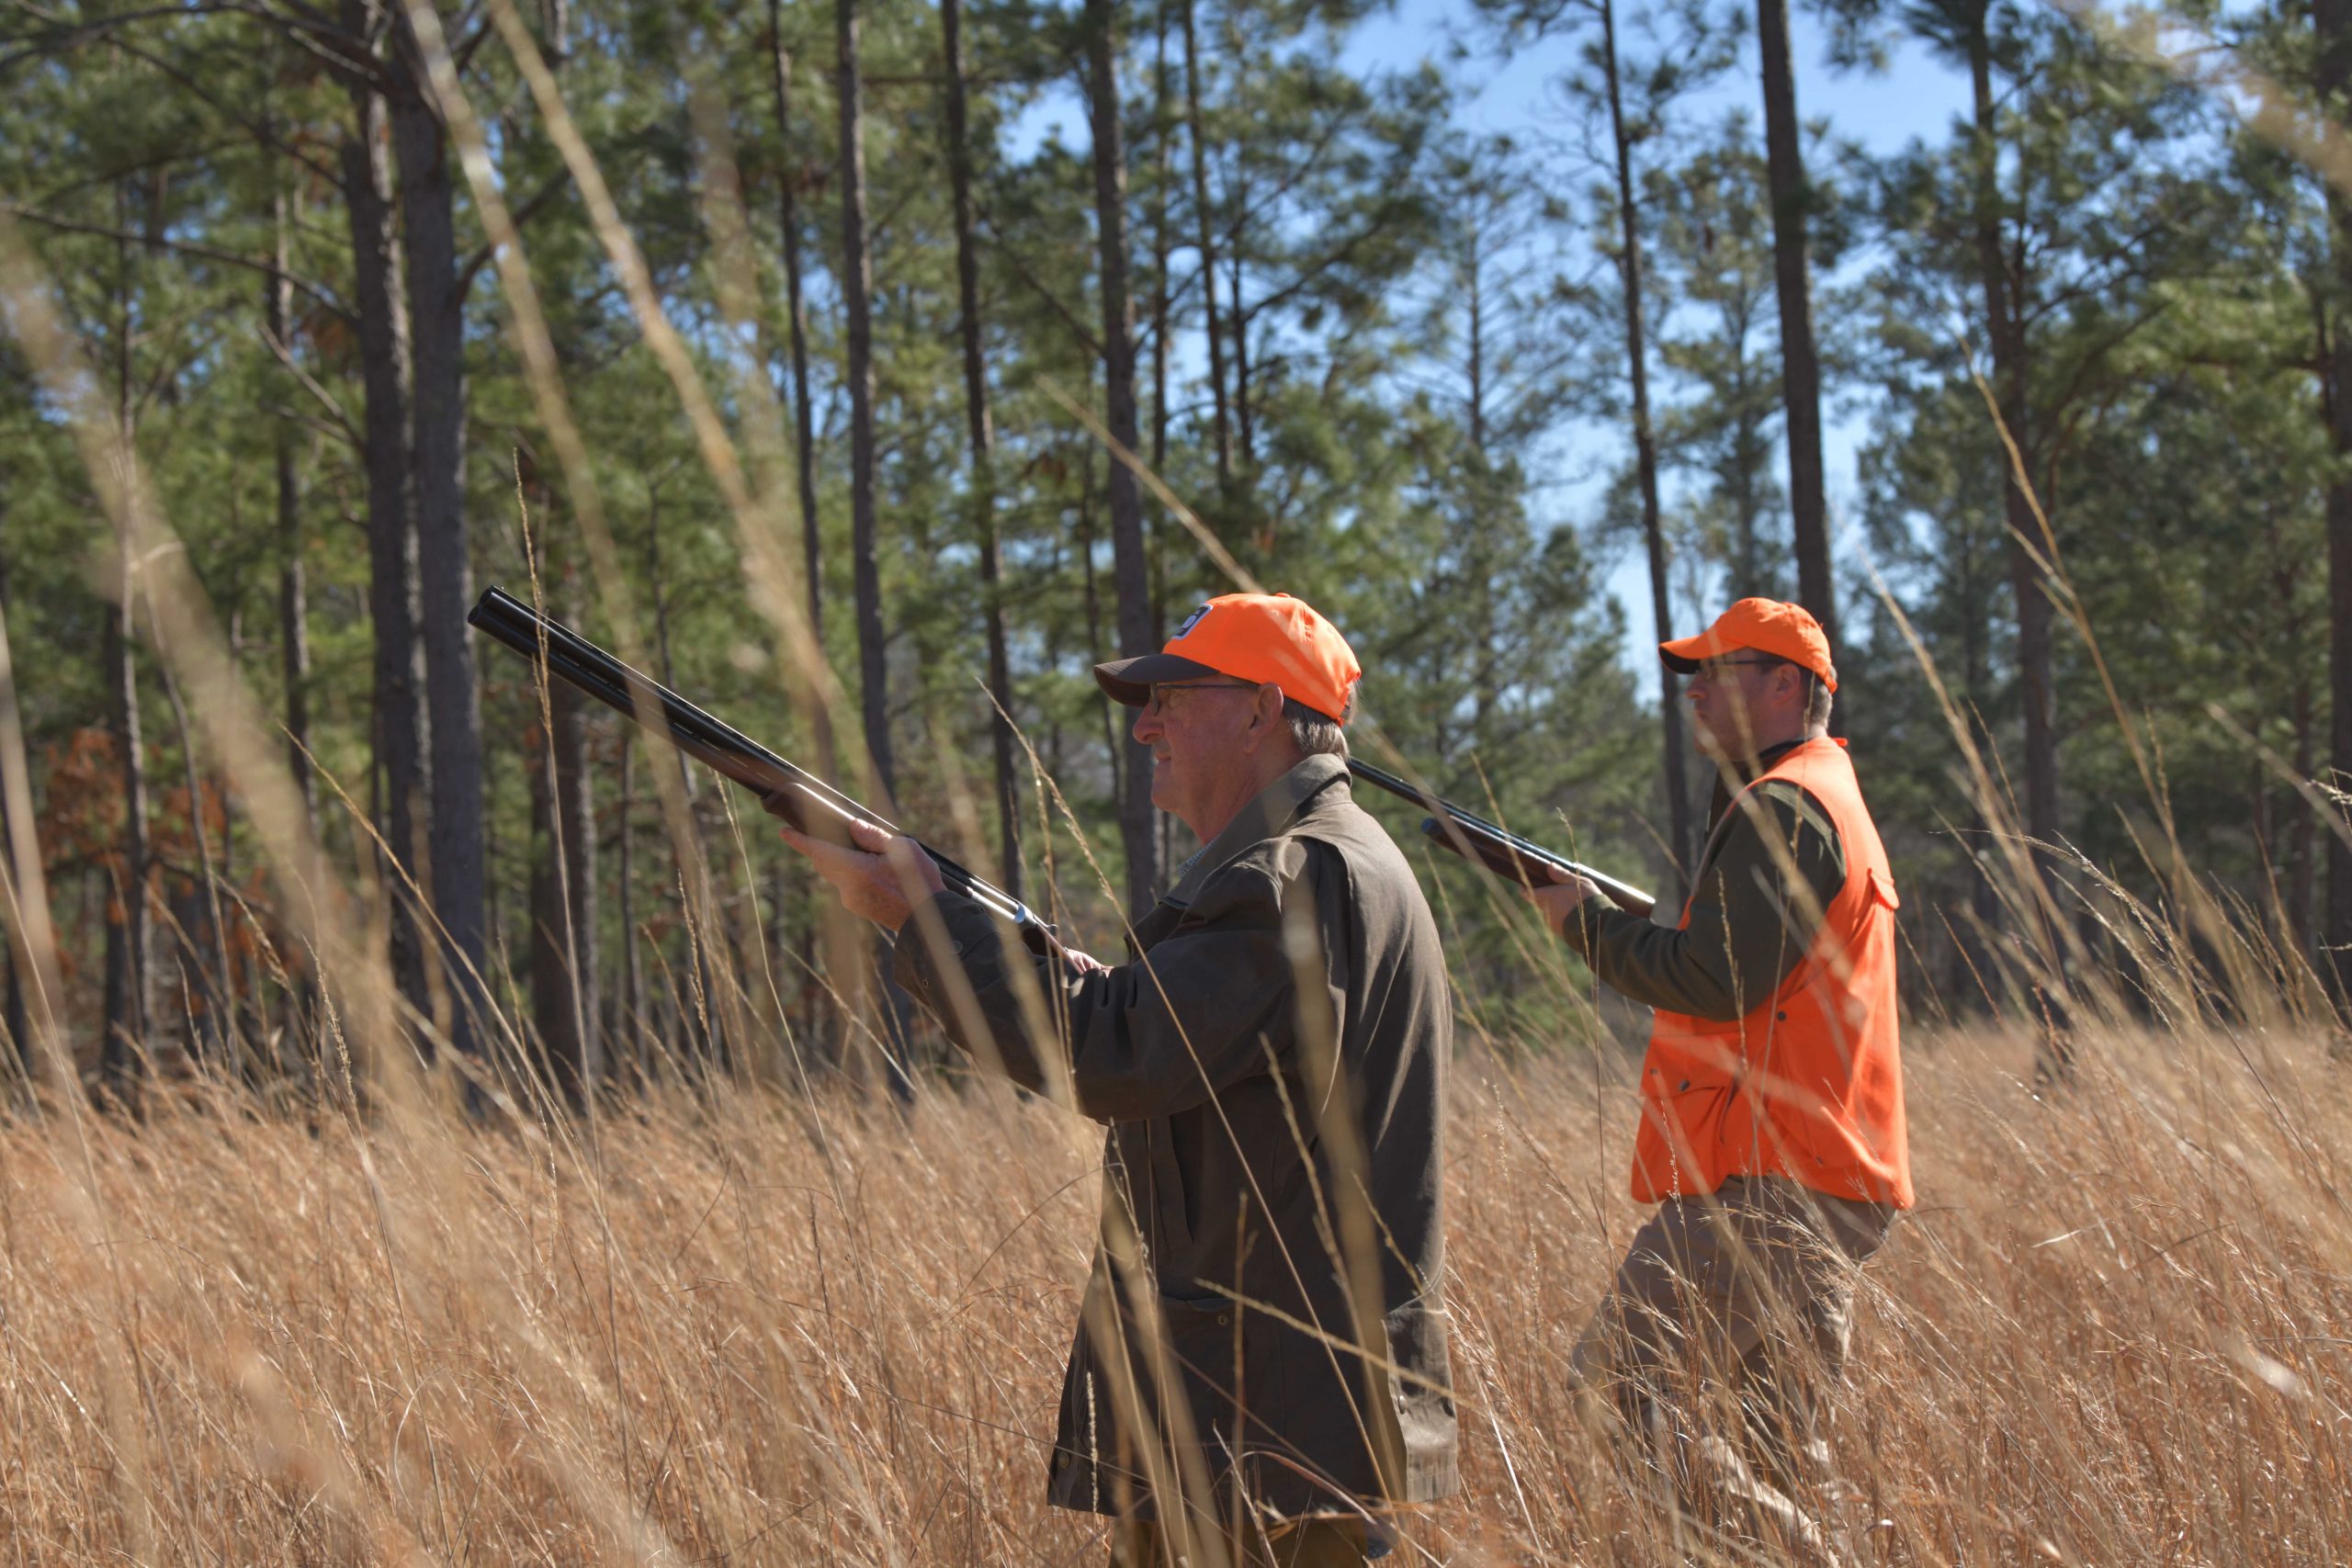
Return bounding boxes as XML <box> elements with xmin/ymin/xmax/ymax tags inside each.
<box><xmin>1109</xmin><ymin>1515</ymin><xmax>1374</xmax><ymax>1567</ymax></box>
<box><xmin>1572</xmin><ymin>1176</ymin><xmax>1894</xmax><ymax>1558</ymax></box>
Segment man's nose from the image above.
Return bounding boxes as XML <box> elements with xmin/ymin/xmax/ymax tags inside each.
<box><xmin>1132</xmin><ymin>705</ymin><xmax>1160</xmax><ymax>745</ymax></box>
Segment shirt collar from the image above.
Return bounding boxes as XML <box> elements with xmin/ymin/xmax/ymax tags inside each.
<box><xmin>1164</xmin><ymin>753</ymin><xmax>1351</xmax><ymax>908</ymax></box>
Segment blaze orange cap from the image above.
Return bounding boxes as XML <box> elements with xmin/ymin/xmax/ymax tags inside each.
<box><xmin>1095</xmin><ymin>592</ymin><xmax>1362</xmax><ymax>723</ymax></box>
<box><xmin>1659</xmin><ymin>597</ymin><xmax>1839</xmax><ymax>693</ymax></box>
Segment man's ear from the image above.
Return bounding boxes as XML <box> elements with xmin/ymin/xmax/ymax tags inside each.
<box><xmin>1244</xmin><ymin>682</ymin><xmax>1285</xmax><ymax>750</ymax></box>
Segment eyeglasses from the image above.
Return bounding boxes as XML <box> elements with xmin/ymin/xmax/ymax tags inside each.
<box><xmin>1145</xmin><ymin>680</ymin><xmax>1261</xmax><ymax>716</ymax></box>
<box><xmin>1690</xmin><ymin>657</ymin><xmax>1785</xmax><ymax>682</ymax></box>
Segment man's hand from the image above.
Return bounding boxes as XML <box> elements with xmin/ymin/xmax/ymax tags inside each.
<box><xmin>775</xmin><ymin>810</ymin><xmax>945</xmax><ymax>931</ymax></box>
<box><xmin>1525</xmin><ymin>861</ymin><xmax>1604</xmax><ymax>938</ymax></box>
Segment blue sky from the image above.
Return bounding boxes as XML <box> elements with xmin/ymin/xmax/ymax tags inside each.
<box><xmin>1344</xmin><ymin>0</ymin><xmax>1977</xmax><ymax>669</ymax></box>
<box><xmin>1006</xmin><ymin>0</ymin><xmax>1981</xmax><ymax>669</ymax></box>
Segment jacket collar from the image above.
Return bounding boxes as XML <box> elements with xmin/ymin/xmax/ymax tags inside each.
<box><xmin>1707</xmin><ymin>737</ymin><xmax>1809</xmax><ymax>829</ymax></box>
<box><xmin>1163</xmin><ymin>753</ymin><xmax>1351</xmax><ymax>909</ymax></box>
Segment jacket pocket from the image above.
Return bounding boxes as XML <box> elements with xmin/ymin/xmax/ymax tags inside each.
<box><xmin>1633</xmin><ymin>1061</ymin><xmax>1736</xmax><ymax>1196</ymax></box>
<box><xmin>1156</xmin><ymin>1292</ymin><xmax>1255</xmax><ymax>1460</ymax></box>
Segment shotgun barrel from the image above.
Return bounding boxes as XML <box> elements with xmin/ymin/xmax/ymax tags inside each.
<box><xmin>467</xmin><ymin>586</ymin><xmax>1061</xmax><ymax>954</ymax></box>
<box><xmin>1345</xmin><ymin>759</ymin><xmax>1655</xmax><ymax>919</ymax></box>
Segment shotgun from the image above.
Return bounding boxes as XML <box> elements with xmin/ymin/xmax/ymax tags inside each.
<box><xmin>1345</xmin><ymin>759</ymin><xmax>1656</xmax><ymax>919</ymax></box>
<box><xmin>467</xmin><ymin>586</ymin><xmax>1062</xmax><ymax>956</ymax></box>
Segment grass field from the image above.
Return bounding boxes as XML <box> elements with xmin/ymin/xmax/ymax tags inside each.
<box><xmin>0</xmin><ymin>1014</ymin><xmax>2343</xmax><ymax>1565</ymax></box>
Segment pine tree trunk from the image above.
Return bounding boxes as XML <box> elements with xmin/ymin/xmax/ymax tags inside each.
<box><xmin>1758</xmin><ymin>0</ymin><xmax>1834</xmax><ymax>650</ymax></box>
<box><xmin>266</xmin><ymin>119</ymin><xmax>316</xmax><ymax>832</ymax></box>
<box><xmin>616</xmin><ymin>725</ymin><xmax>641</xmax><ymax>1077</ymax></box>
<box><xmin>154</xmin><ymin>656</ymin><xmax>235</xmax><ymax>1069</ymax></box>
<box><xmin>0</xmin><ymin>518</ymin><xmax>24</xmax><ymax>1085</ymax></box>
<box><xmin>2321</xmin><ymin>0</ymin><xmax>2352</xmax><ymax>1003</ymax></box>
<box><xmin>761</xmin><ymin>22</ymin><xmax>835</xmax><ymax>1055</ymax></box>
<box><xmin>341</xmin><ymin>27</ymin><xmax>434</xmax><ymax>1029</ymax></box>
<box><xmin>766</xmin><ymin>4</ymin><xmax>829</xmax><ymax>724</ymax></box>
<box><xmin>392</xmin><ymin>16</ymin><xmax>488</xmax><ymax>1056</ymax></box>
<box><xmin>1229</xmin><ymin>242</ymin><xmax>1254</xmax><ymax>473</ymax></box>
<box><xmin>1600</xmin><ymin>0</ymin><xmax>1695</xmax><ymax>874</ymax></box>
<box><xmin>1181</xmin><ymin>0</ymin><xmax>1231</xmax><ymax>487</ymax></box>
<box><xmin>942</xmin><ymin>0</ymin><xmax>1022</xmax><ymax>897</ymax></box>
<box><xmin>102</xmin><ymin>214</ymin><xmax>153</xmax><ymax>1098</ymax></box>
<box><xmin>1967</xmin><ymin>15</ymin><xmax>2063</xmax><ymax>947</ymax></box>
<box><xmin>837</xmin><ymin>0</ymin><xmax>893</xmax><ymax>800</ymax></box>
<box><xmin>530</xmin><ymin>625</ymin><xmax>598</xmax><ymax>1107</ymax></box>
<box><xmin>1150</xmin><ymin>10</ymin><xmax>1173</xmax><ymax>480</ymax></box>
<box><xmin>102</xmin><ymin>570</ymin><xmax>151</xmax><ymax>1095</ymax></box>
<box><xmin>554</xmin><ymin>637</ymin><xmax>596</xmax><ymax>1094</ymax></box>
<box><xmin>1087</xmin><ymin>0</ymin><xmax>1161</xmax><ymax>918</ymax></box>
<box><xmin>2290</xmin><ymin>664</ymin><xmax>2317</xmax><ymax>962</ymax></box>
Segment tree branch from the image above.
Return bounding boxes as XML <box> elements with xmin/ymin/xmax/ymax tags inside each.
<box><xmin>1</xmin><ymin>204</ymin><xmax>356</xmax><ymax>322</ymax></box>
<box><xmin>258</xmin><ymin>324</ymin><xmax>360</xmax><ymax>450</ymax></box>
<box><xmin>456</xmin><ymin>172</ymin><xmax>570</xmax><ymax>299</ymax></box>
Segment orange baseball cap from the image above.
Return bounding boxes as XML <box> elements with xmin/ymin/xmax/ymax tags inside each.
<box><xmin>1095</xmin><ymin>592</ymin><xmax>1363</xmax><ymax>722</ymax></box>
<box><xmin>1659</xmin><ymin>597</ymin><xmax>1839</xmax><ymax>693</ymax></box>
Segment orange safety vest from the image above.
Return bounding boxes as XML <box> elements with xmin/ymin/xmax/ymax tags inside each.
<box><xmin>1630</xmin><ymin>738</ymin><xmax>1914</xmax><ymax>1209</ymax></box>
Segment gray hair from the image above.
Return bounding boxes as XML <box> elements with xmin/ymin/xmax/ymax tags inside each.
<box><xmin>1804</xmin><ymin>673</ymin><xmax>1834</xmax><ymax>730</ymax></box>
<box><xmin>1283</xmin><ymin>688</ymin><xmax>1357</xmax><ymax>760</ymax></box>
<box><xmin>1759</xmin><ymin>655</ymin><xmax>1834</xmax><ymax>730</ymax></box>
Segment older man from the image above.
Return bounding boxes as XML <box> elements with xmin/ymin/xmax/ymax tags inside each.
<box><xmin>1528</xmin><ymin>597</ymin><xmax>1911</xmax><ymax>1558</ymax></box>
<box><xmin>774</xmin><ymin>592</ymin><xmax>1457</xmax><ymax>1567</ymax></box>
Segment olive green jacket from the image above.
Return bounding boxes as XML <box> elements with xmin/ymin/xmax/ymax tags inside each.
<box><xmin>891</xmin><ymin>754</ymin><xmax>1459</xmax><ymax>1518</ymax></box>
<box><xmin>1563</xmin><ymin>739</ymin><xmax>1848</xmax><ymax>1021</ymax></box>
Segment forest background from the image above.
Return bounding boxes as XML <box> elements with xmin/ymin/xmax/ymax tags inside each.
<box><xmin>0</xmin><ymin>0</ymin><xmax>2344</xmax><ymax>1093</ymax></box>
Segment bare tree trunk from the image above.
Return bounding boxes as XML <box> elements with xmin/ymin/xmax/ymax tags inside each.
<box><xmin>766</xmin><ymin>4</ymin><xmax>829</xmax><ymax>725</ymax></box>
<box><xmin>265</xmin><ymin>117</ymin><xmax>317</xmax><ymax>832</ymax></box>
<box><xmin>1087</xmin><ymin>0</ymin><xmax>1161</xmax><ymax>918</ymax></box>
<box><xmin>1181</xmin><ymin>0</ymin><xmax>1232</xmax><ymax>487</ymax></box>
<box><xmin>1466</xmin><ymin>227</ymin><xmax>1487</xmax><ymax>454</ymax></box>
<box><xmin>341</xmin><ymin>18</ymin><xmax>434</xmax><ymax>1031</ymax></box>
<box><xmin>530</xmin><ymin>632</ymin><xmax>598</xmax><ymax>1108</ymax></box>
<box><xmin>1148</xmin><ymin>9</ymin><xmax>1175</xmax><ymax>899</ymax></box>
<box><xmin>102</xmin><ymin>211</ymin><xmax>153</xmax><ymax>1100</ymax></box>
<box><xmin>0</xmin><ymin>524</ymin><xmax>24</xmax><ymax>1086</ymax></box>
<box><xmin>762</xmin><ymin>17</ymin><xmax>835</xmax><ymax>1060</ymax></box>
<box><xmin>616</xmin><ymin>724</ymin><xmax>642</xmax><ymax>1076</ymax></box>
<box><xmin>837</xmin><ymin>0</ymin><xmax>893</xmax><ymax>800</ymax></box>
<box><xmin>1601</xmin><ymin>0</ymin><xmax>1694</xmax><ymax>874</ymax></box>
<box><xmin>2290</xmin><ymin>667</ymin><xmax>2317</xmax><ymax>961</ymax></box>
<box><xmin>102</xmin><ymin>570</ymin><xmax>151</xmax><ymax>1096</ymax></box>
<box><xmin>553</xmin><ymin>646</ymin><xmax>596</xmax><ymax>1096</ymax></box>
<box><xmin>942</xmin><ymin>0</ymin><xmax>1022</xmax><ymax>897</ymax></box>
<box><xmin>1966</xmin><ymin>11</ymin><xmax>2064</xmax><ymax>1016</ymax></box>
<box><xmin>393</xmin><ymin>9</ymin><xmax>487</xmax><ymax>1058</ymax></box>
<box><xmin>1757</xmin><ymin>0</ymin><xmax>1834</xmax><ymax>655</ymax></box>
<box><xmin>648</xmin><ymin>501</ymin><xmax>718</xmax><ymax>1068</ymax></box>
<box><xmin>2323</xmin><ymin>0</ymin><xmax>2352</xmax><ymax>1004</ymax></box>
<box><xmin>1150</xmin><ymin>8</ymin><xmax>1172</xmax><ymax>480</ymax></box>
<box><xmin>1229</xmin><ymin>241</ymin><xmax>1254</xmax><ymax>473</ymax></box>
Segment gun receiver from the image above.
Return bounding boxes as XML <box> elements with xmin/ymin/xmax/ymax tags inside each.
<box><xmin>467</xmin><ymin>587</ymin><xmax>1061</xmax><ymax>956</ymax></box>
<box><xmin>1345</xmin><ymin>760</ymin><xmax>1655</xmax><ymax>919</ymax></box>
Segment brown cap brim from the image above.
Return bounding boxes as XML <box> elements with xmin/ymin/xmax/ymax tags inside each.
<box><xmin>1093</xmin><ymin>652</ymin><xmax>1224</xmax><ymax>707</ymax></box>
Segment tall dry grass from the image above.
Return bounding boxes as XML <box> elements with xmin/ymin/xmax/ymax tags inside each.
<box><xmin>4</xmin><ymin>7</ymin><xmax>2351</xmax><ymax>1561</ymax></box>
<box><xmin>0</xmin><ymin>1016</ymin><xmax>2344</xmax><ymax>1563</ymax></box>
